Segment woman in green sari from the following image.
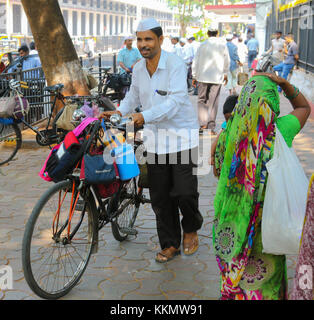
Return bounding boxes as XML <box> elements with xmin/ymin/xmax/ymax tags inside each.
<box><xmin>213</xmin><ymin>73</ymin><xmax>311</xmax><ymax>300</ymax></box>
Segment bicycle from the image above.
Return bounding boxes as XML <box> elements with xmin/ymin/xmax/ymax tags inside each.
<box><xmin>97</xmin><ymin>67</ymin><xmax>131</xmax><ymax>104</ymax></box>
<box><xmin>22</xmin><ymin>116</ymin><xmax>150</xmax><ymax>299</ymax></box>
<box><xmin>0</xmin><ymin>81</ymin><xmax>116</xmax><ymax>166</ymax></box>
<box><xmin>0</xmin><ymin>81</ymin><xmax>66</xmax><ymax>165</ymax></box>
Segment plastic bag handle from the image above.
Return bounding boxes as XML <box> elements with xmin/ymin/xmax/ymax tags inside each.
<box><xmin>101</xmin><ymin>119</ymin><xmax>122</xmax><ymax>147</ymax></box>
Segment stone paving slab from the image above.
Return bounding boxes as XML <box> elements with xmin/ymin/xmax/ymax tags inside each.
<box><xmin>0</xmin><ymin>86</ymin><xmax>313</xmax><ymax>300</ymax></box>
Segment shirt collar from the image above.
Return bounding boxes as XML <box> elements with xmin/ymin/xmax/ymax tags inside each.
<box><xmin>157</xmin><ymin>50</ymin><xmax>167</xmax><ymax>70</ymax></box>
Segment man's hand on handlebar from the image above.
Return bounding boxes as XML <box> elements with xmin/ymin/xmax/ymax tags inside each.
<box><xmin>131</xmin><ymin>113</ymin><xmax>145</xmax><ymax>128</ymax></box>
<box><xmin>98</xmin><ymin>110</ymin><xmax>122</xmax><ymax>120</ymax></box>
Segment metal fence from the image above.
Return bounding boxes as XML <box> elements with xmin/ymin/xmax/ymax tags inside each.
<box><xmin>0</xmin><ymin>66</ymin><xmax>49</xmax><ymax>125</ymax></box>
<box><xmin>0</xmin><ymin>53</ymin><xmax>117</xmax><ymax>127</ymax></box>
<box><xmin>265</xmin><ymin>0</ymin><xmax>314</xmax><ymax>73</ymax></box>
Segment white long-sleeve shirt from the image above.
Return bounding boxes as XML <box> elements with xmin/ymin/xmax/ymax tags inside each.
<box><xmin>118</xmin><ymin>50</ymin><xmax>199</xmax><ymax>155</ymax></box>
<box><xmin>176</xmin><ymin>44</ymin><xmax>194</xmax><ymax>65</ymax></box>
<box><xmin>192</xmin><ymin>37</ymin><xmax>230</xmax><ymax>84</ymax></box>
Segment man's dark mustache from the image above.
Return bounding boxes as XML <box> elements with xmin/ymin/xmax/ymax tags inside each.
<box><xmin>140</xmin><ymin>48</ymin><xmax>150</xmax><ymax>51</ymax></box>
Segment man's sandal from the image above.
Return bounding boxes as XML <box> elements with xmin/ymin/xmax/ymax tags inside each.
<box><xmin>183</xmin><ymin>232</ymin><xmax>199</xmax><ymax>256</ymax></box>
<box><xmin>155</xmin><ymin>247</ymin><xmax>181</xmax><ymax>263</ymax></box>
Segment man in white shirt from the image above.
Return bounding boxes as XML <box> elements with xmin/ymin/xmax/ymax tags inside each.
<box><xmin>266</xmin><ymin>30</ymin><xmax>285</xmax><ymax>64</ymax></box>
<box><xmin>192</xmin><ymin>23</ymin><xmax>230</xmax><ymax>135</ymax></box>
<box><xmin>188</xmin><ymin>36</ymin><xmax>200</xmax><ymax>59</ymax></box>
<box><xmin>100</xmin><ymin>18</ymin><xmax>203</xmax><ymax>263</ymax></box>
<box><xmin>176</xmin><ymin>38</ymin><xmax>194</xmax><ymax>91</ymax></box>
<box><xmin>236</xmin><ymin>37</ymin><xmax>248</xmax><ymax>66</ymax></box>
<box><xmin>169</xmin><ymin>36</ymin><xmax>180</xmax><ymax>53</ymax></box>
<box><xmin>188</xmin><ymin>36</ymin><xmax>200</xmax><ymax>95</ymax></box>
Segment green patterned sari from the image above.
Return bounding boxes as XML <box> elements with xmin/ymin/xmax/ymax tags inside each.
<box><xmin>213</xmin><ymin>76</ymin><xmax>289</xmax><ymax>300</ymax></box>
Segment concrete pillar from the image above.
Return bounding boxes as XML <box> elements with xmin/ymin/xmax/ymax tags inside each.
<box><xmin>21</xmin><ymin>6</ymin><xmax>28</xmax><ymax>36</ymax></box>
<box><xmin>68</xmin><ymin>10</ymin><xmax>73</xmax><ymax>37</ymax></box>
<box><xmin>255</xmin><ymin>0</ymin><xmax>273</xmax><ymax>56</ymax></box>
<box><xmin>6</xmin><ymin>0</ymin><xmax>13</xmax><ymax>37</ymax></box>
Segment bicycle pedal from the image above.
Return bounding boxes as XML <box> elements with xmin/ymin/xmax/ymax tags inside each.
<box><xmin>119</xmin><ymin>227</ymin><xmax>138</xmax><ymax>235</ymax></box>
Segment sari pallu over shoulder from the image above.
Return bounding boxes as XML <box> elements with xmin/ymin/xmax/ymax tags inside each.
<box><xmin>213</xmin><ymin>76</ymin><xmax>288</xmax><ymax>300</ymax></box>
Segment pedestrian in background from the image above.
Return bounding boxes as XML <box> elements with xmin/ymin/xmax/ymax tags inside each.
<box><xmin>192</xmin><ymin>23</ymin><xmax>230</xmax><ymax>135</ymax></box>
<box><xmin>273</xmin><ymin>33</ymin><xmax>299</xmax><ymax>92</ymax></box>
<box><xmin>266</xmin><ymin>30</ymin><xmax>285</xmax><ymax>65</ymax></box>
<box><xmin>8</xmin><ymin>44</ymin><xmax>41</xmax><ymax>77</ymax></box>
<box><xmin>176</xmin><ymin>38</ymin><xmax>194</xmax><ymax>91</ymax></box>
<box><xmin>117</xmin><ymin>36</ymin><xmax>142</xmax><ymax>74</ymax></box>
<box><xmin>169</xmin><ymin>36</ymin><xmax>180</xmax><ymax>54</ymax></box>
<box><xmin>188</xmin><ymin>36</ymin><xmax>200</xmax><ymax>95</ymax></box>
<box><xmin>246</xmin><ymin>34</ymin><xmax>259</xmax><ymax>70</ymax></box>
<box><xmin>226</xmin><ymin>34</ymin><xmax>242</xmax><ymax>95</ymax></box>
<box><xmin>29</xmin><ymin>41</ymin><xmax>38</xmax><ymax>55</ymax></box>
<box><xmin>237</xmin><ymin>37</ymin><xmax>248</xmax><ymax>67</ymax></box>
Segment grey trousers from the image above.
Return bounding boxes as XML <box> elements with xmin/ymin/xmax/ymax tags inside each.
<box><xmin>197</xmin><ymin>82</ymin><xmax>222</xmax><ymax>130</ymax></box>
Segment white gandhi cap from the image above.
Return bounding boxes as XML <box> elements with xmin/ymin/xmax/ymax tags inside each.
<box><xmin>136</xmin><ymin>18</ymin><xmax>161</xmax><ymax>32</ymax></box>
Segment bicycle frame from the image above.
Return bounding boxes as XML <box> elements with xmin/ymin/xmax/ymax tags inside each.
<box><xmin>19</xmin><ymin>91</ymin><xmax>65</xmax><ymax>140</ymax></box>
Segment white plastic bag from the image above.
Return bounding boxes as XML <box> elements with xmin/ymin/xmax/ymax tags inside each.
<box><xmin>262</xmin><ymin>125</ymin><xmax>308</xmax><ymax>255</ymax></box>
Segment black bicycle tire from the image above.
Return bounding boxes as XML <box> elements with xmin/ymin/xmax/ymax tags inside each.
<box><xmin>111</xmin><ymin>178</ymin><xmax>141</xmax><ymax>242</ymax></box>
<box><xmin>22</xmin><ymin>180</ymin><xmax>97</xmax><ymax>300</ymax></box>
<box><xmin>0</xmin><ymin>123</ymin><xmax>22</xmax><ymax>166</ymax></box>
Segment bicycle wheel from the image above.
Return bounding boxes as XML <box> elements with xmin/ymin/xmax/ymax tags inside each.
<box><xmin>111</xmin><ymin>178</ymin><xmax>141</xmax><ymax>241</ymax></box>
<box><xmin>22</xmin><ymin>180</ymin><xmax>97</xmax><ymax>299</ymax></box>
<box><xmin>0</xmin><ymin>122</ymin><xmax>21</xmax><ymax>166</ymax></box>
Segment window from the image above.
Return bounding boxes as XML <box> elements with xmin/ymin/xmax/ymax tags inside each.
<box><xmin>115</xmin><ymin>15</ymin><xmax>118</xmax><ymax>34</ymax></box>
<box><xmin>109</xmin><ymin>2</ymin><xmax>113</xmax><ymax>10</ymax></box>
<box><xmin>121</xmin><ymin>16</ymin><xmax>123</xmax><ymax>33</ymax></box>
<box><xmin>104</xmin><ymin>15</ymin><xmax>107</xmax><ymax>34</ymax></box>
<box><xmin>89</xmin><ymin>13</ymin><xmax>94</xmax><ymax>35</ymax></box>
<box><xmin>97</xmin><ymin>0</ymin><xmax>100</xmax><ymax>8</ymax></box>
<box><xmin>72</xmin><ymin>0</ymin><xmax>77</xmax><ymax>4</ymax></box>
<box><xmin>72</xmin><ymin>11</ymin><xmax>77</xmax><ymax>35</ymax></box>
<box><xmin>63</xmin><ymin>10</ymin><xmax>68</xmax><ymax>28</ymax></box>
<box><xmin>63</xmin><ymin>0</ymin><xmax>68</xmax><ymax>3</ymax></box>
<box><xmin>81</xmin><ymin>0</ymin><xmax>86</xmax><ymax>6</ymax></box>
<box><xmin>103</xmin><ymin>0</ymin><xmax>107</xmax><ymax>9</ymax></box>
<box><xmin>90</xmin><ymin>0</ymin><xmax>93</xmax><ymax>7</ymax></box>
<box><xmin>13</xmin><ymin>5</ymin><xmax>21</xmax><ymax>33</ymax></box>
<box><xmin>115</xmin><ymin>2</ymin><xmax>119</xmax><ymax>12</ymax></box>
<box><xmin>81</xmin><ymin>12</ymin><xmax>86</xmax><ymax>35</ymax></box>
<box><xmin>97</xmin><ymin>14</ymin><xmax>100</xmax><ymax>35</ymax></box>
<box><xmin>109</xmin><ymin>15</ymin><xmax>113</xmax><ymax>35</ymax></box>
<box><xmin>130</xmin><ymin>17</ymin><xmax>133</xmax><ymax>34</ymax></box>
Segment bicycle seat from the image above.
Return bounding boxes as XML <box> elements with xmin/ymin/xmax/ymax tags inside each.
<box><xmin>101</xmin><ymin>66</ymin><xmax>111</xmax><ymax>73</ymax></box>
<box><xmin>44</xmin><ymin>83</ymin><xmax>64</xmax><ymax>93</ymax></box>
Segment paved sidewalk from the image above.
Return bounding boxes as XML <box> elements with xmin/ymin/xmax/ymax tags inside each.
<box><xmin>0</xmin><ymin>86</ymin><xmax>313</xmax><ymax>300</ymax></box>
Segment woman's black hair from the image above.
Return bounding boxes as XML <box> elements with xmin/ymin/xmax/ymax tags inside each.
<box><xmin>223</xmin><ymin>95</ymin><xmax>238</xmax><ymax>114</ymax></box>
<box><xmin>150</xmin><ymin>27</ymin><xmax>163</xmax><ymax>38</ymax></box>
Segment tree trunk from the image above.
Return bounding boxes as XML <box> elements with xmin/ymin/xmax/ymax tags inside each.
<box><xmin>180</xmin><ymin>0</ymin><xmax>187</xmax><ymax>37</ymax></box>
<box><xmin>21</xmin><ymin>0</ymin><xmax>90</xmax><ymax>99</ymax></box>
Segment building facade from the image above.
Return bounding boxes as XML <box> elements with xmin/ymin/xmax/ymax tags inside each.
<box><xmin>0</xmin><ymin>0</ymin><xmax>176</xmax><ymax>38</ymax></box>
